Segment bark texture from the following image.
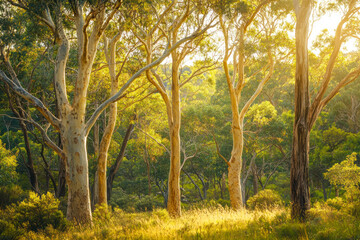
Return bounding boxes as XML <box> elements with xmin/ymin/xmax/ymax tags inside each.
<box><xmin>290</xmin><ymin>0</ymin><xmax>360</xmax><ymax>221</ymax></box>
<box><xmin>290</xmin><ymin>0</ymin><xmax>312</xmax><ymax>221</ymax></box>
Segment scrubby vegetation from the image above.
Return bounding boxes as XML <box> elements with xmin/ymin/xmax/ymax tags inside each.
<box><xmin>1</xmin><ymin>200</ymin><xmax>360</xmax><ymax>240</ymax></box>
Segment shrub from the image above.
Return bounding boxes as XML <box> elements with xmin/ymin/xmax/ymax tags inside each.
<box><xmin>0</xmin><ymin>185</ymin><xmax>26</xmax><ymax>209</ymax></box>
<box><xmin>247</xmin><ymin>189</ymin><xmax>283</xmax><ymax>210</ymax></box>
<box><xmin>345</xmin><ymin>202</ymin><xmax>360</xmax><ymax>218</ymax></box>
<box><xmin>135</xmin><ymin>195</ymin><xmax>163</xmax><ymax>211</ymax></box>
<box><xmin>109</xmin><ymin>188</ymin><xmax>163</xmax><ymax>212</ymax></box>
<box><xmin>13</xmin><ymin>192</ymin><xmax>67</xmax><ymax>231</ymax></box>
<box><xmin>108</xmin><ymin>188</ymin><xmax>137</xmax><ymax>211</ymax></box>
<box><xmin>325</xmin><ymin>197</ymin><xmax>345</xmax><ymax>210</ymax></box>
<box><xmin>93</xmin><ymin>204</ymin><xmax>113</xmax><ymax>224</ymax></box>
<box><xmin>0</xmin><ymin>218</ymin><xmax>24</xmax><ymax>240</ymax></box>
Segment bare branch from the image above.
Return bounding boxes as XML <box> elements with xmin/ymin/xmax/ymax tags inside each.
<box><xmin>0</xmin><ymin>71</ymin><xmax>61</xmax><ymax>129</ymax></box>
<box><xmin>85</xmin><ymin>25</ymin><xmax>215</xmax><ymax>135</ymax></box>
<box><xmin>212</xmin><ymin>134</ymin><xmax>230</xmax><ymax>166</ymax></box>
<box><xmin>136</xmin><ymin>126</ymin><xmax>170</xmax><ymax>154</ymax></box>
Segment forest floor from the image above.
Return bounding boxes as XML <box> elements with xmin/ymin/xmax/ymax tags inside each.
<box><xmin>21</xmin><ymin>204</ymin><xmax>360</xmax><ymax>240</ymax></box>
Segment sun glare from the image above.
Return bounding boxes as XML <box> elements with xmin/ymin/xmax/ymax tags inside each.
<box><xmin>310</xmin><ymin>11</ymin><xmax>358</xmax><ymax>52</ymax></box>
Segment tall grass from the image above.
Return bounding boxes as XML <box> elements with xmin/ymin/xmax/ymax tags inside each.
<box><xmin>18</xmin><ymin>204</ymin><xmax>360</xmax><ymax>240</ymax></box>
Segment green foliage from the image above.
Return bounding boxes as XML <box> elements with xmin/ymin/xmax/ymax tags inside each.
<box><xmin>247</xmin><ymin>189</ymin><xmax>283</xmax><ymax>210</ymax></box>
<box><xmin>109</xmin><ymin>188</ymin><xmax>163</xmax><ymax>212</ymax></box>
<box><xmin>324</xmin><ymin>153</ymin><xmax>360</xmax><ymax>200</ymax></box>
<box><xmin>0</xmin><ymin>218</ymin><xmax>24</xmax><ymax>240</ymax></box>
<box><xmin>275</xmin><ymin>222</ymin><xmax>307</xmax><ymax>239</ymax></box>
<box><xmin>325</xmin><ymin>197</ymin><xmax>345</xmax><ymax>210</ymax></box>
<box><xmin>245</xmin><ymin>101</ymin><xmax>277</xmax><ymax>126</ymax></box>
<box><xmin>345</xmin><ymin>202</ymin><xmax>360</xmax><ymax>218</ymax></box>
<box><xmin>13</xmin><ymin>192</ymin><xmax>67</xmax><ymax>231</ymax></box>
<box><xmin>0</xmin><ymin>140</ymin><xmax>18</xmax><ymax>186</ymax></box>
<box><xmin>0</xmin><ymin>185</ymin><xmax>26</xmax><ymax>209</ymax></box>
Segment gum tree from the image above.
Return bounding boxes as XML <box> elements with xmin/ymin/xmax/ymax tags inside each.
<box><xmin>291</xmin><ymin>0</ymin><xmax>360</xmax><ymax>221</ymax></box>
<box><xmin>0</xmin><ymin>0</ymin><xmax>212</xmax><ymax>223</ymax></box>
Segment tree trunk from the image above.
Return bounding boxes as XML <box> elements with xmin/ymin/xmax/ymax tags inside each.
<box><xmin>62</xmin><ymin>116</ymin><xmax>92</xmax><ymax>223</ymax></box>
<box><xmin>6</xmin><ymin>90</ymin><xmax>40</xmax><ymax>194</ymax></box>
<box><xmin>167</xmin><ymin>124</ymin><xmax>181</xmax><ymax>217</ymax></box>
<box><xmin>322</xmin><ymin>180</ymin><xmax>327</xmax><ymax>201</ymax></box>
<box><xmin>228</xmin><ymin>119</ymin><xmax>244</xmax><ymax>210</ymax></box>
<box><xmin>291</xmin><ymin>0</ymin><xmax>312</xmax><ymax>222</ymax></box>
<box><xmin>91</xmin><ymin>170</ymin><xmax>99</xmax><ymax>210</ymax></box>
<box><xmin>252</xmin><ymin>164</ymin><xmax>258</xmax><ymax>195</ymax></box>
<box><xmin>57</xmin><ymin>156</ymin><xmax>67</xmax><ymax>198</ymax></box>
<box><xmin>107</xmin><ymin>119</ymin><xmax>134</xmax><ymax>200</ymax></box>
<box><xmin>335</xmin><ymin>186</ymin><xmax>339</xmax><ymax>197</ymax></box>
<box><xmin>97</xmin><ymin>101</ymin><xmax>117</xmax><ymax>205</ymax></box>
<box><xmin>183</xmin><ymin>170</ymin><xmax>204</xmax><ymax>200</ymax></box>
<box><xmin>167</xmin><ymin>60</ymin><xmax>181</xmax><ymax>217</ymax></box>
<box><xmin>220</xmin><ymin>172</ymin><xmax>226</xmax><ymax>199</ymax></box>
<box><xmin>19</xmin><ymin>117</ymin><xmax>40</xmax><ymax>193</ymax></box>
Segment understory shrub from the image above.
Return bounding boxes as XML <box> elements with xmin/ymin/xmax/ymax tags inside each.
<box><xmin>0</xmin><ymin>185</ymin><xmax>26</xmax><ymax>209</ymax></box>
<box><xmin>13</xmin><ymin>192</ymin><xmax>67</xmax><ymax>231</ymax></box>
<box><xmin>247</xmin><ymin>189</ymin><xmax>283</xmax><ymax>210</ymax></box>
<box><xmin>109</xmin><ymin>188</ymin><xmax>163</xmax><ymax>212</ymax></box>
<box><xmin>325</xmin><ymin>197</ymin><xmax>345</xmax><ymax>210</ymax></box>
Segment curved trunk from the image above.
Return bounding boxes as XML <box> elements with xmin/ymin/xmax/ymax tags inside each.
<box><xmin>97</xmin><ymin>101</ymin><xmax>117</xmax><ymax>204</ymax></box>
<box><xmin>62</xmin><ymin>116</ymin><xmax>92</xmax><ymax>224</ymax></box>
<box><xmin>107</xmin><ymin>120</ymin><xmax>134</xmax><ymax>200</ymax></box>
<box><xmin>228</xmin><ymin>119</ymin><xmax>244</xmax><ymax>210</ymax></box>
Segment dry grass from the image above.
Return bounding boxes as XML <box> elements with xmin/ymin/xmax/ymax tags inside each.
<box><xmin>19</xmin><ymin>204</ymin><xmax>360</xmax><ymax>240</ymax></box>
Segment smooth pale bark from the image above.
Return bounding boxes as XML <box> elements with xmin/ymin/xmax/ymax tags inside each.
<box><xmin>167</xmin><ymin>59</ymin><xmax>182</xmax><ymax>217</ymax></box>
<box><xmin>3</xmin><ymin>0</ymin><xmax>214</xmax><ymax>223</ymax></box>
<box><xmin>96</xmin><ymin>33</ymin><xmax>121</xmax><ymax>205</ymax></box>
<box><xmin>61</xmin><ymin>116</ymin><xmax>91</xmax><ymax>222</ymax></box>
<box><xmin>134</xmin><ymin>1</ymin><xmax>216</xmax><ymax>217</ymax></box>
<box><xmin>219</xmin><ymin>1</ymin><xmax>275</xmax><ymax>210</ymax></box>
<box><xmin>228</xmin><ymin>118</ymin><xmax>244</xmax><ymax>209</ymax></box>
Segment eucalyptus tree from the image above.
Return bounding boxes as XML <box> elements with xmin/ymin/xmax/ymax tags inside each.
<box><xmin>130</xmin><ymin>0</ymin><xmax>218</xmax><ymax>217</ymax></box>
<box><xmin>0</xmin><ymin>0</ymin><xmax>213</xmax><ymax>223</ymax></box>
<box><xmin>291</xmin><ymin>0</ymin><xmax>360</xmax><ymax>221</ymax></box>
<box><xmin>92</xmin><ymin>0</ymin><xmax>182</xmax><ymax>206</ymax></box>
<box><xmin>217</xmin><ymin>0</ymin><xmax>291</xmax><ymax>210</ymax></box>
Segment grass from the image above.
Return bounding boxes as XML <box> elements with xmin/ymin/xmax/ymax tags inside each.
<box><xmin>15</xmin><ymin>205</ymin><xmax>360</xmax><ymax>240</ymax></box>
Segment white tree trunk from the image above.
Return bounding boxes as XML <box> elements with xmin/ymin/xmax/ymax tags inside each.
<box><xmin>62</xmin><ymin>115</ymin><xmax>92</xmax><ymax>223</ymax></box>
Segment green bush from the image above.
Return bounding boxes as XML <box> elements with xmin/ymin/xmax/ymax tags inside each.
<box><xmin>135</xmin><ymin>195</ymin><xmax>163</xmax><ymax>211</ymax></box>
<box><xmin>109</xmin><ymin>188</ymin><xmax>163</xmax><ymax>212</ymax></box>
<box><xmin>0</xmin><ymin>218</ymin><xmax>24</xmax><ymax>240</ymax></box>
<box><xmin>345</xmin><ymin>202</ymin><xmax>360</xmax><ymax>218</ymax></box>
<box><xmin>325</xmin><ymin>197</ymin><xmax>345</xmax><ymax>210</ymax></box>
<box><xmin>108</xmin><ymin>188</ymin><xmax>137</xmax><ymax>211</ymax></box>
<box><xmin>247</xmin><ymin>189</ymin><xmax>283</xmax><ymax>210</ymax></box>
<box><xmin>13</xmin><ymin>192</ymin><xmax>67</xmax><ymax>232</ymax></box>
<box><xmin>0</xmin><ymin>185</ymin><xmax>26</xmax><ymax>209</ymax></box>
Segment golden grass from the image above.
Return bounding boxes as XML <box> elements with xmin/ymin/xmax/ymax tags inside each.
<box><xmin>20</xmin><ymin>205</ymin><xmax>360</xmax><ymax>240</ymax></box>
<box><xmin>22</xmin><ymin>206</ymin><xmax>290</xmax><ymax>240</ymax></box>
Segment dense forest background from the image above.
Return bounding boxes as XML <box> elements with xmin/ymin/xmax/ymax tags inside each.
<box><xmin>1</xmin><ymin>0</ymin><xmax>360</xmax><ymax>239</ymax></box>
